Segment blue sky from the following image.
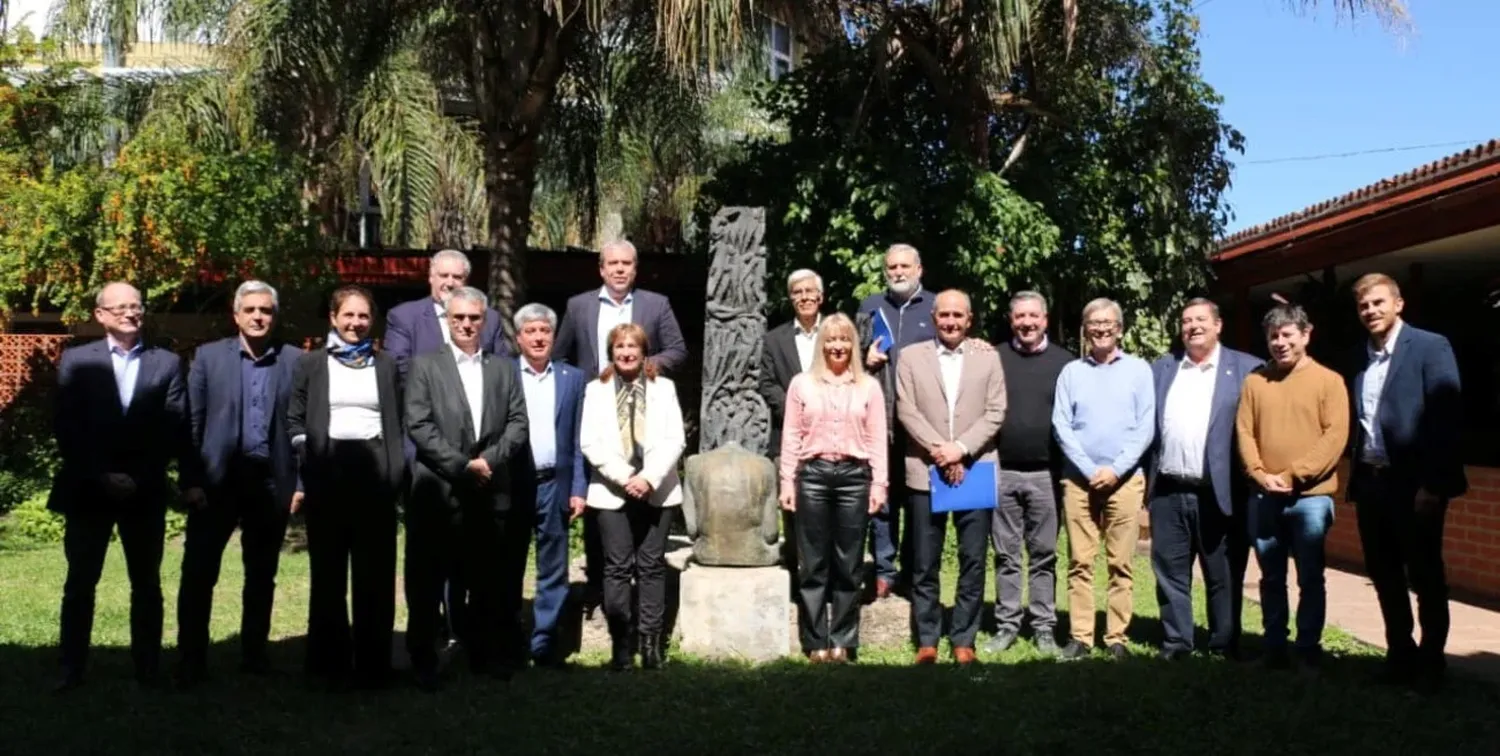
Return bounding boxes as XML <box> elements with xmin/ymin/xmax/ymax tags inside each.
<box><xmin>1197</xmin><ymin>0</ymin><xmax>1500</xmax><ymax>233</ymax></box>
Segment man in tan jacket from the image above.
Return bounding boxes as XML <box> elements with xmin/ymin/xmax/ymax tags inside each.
<box><xmin>896</xmin><ymin>289</ymin><xmax>1007</xmax><ymax>665</ymax></box>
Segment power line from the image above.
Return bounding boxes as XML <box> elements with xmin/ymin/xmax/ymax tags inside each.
<box><xmin>1240</xmin><ymin>139</ymin><xmax>1489</xmax><ymax>166</ymax></box>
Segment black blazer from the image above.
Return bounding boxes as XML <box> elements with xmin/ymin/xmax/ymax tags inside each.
<box><xmin>286</xmin><ymin>350</ymin><xmax>406</xmax><ymax>500</ymax></box>
<box><xmin>404</xmin><ymin>349</ymin><xmax>529</xmax><ymax>513</ymax></box>
<box><xmin>759</xmin><ymin>319</ymin><xmax>809</xmax><ymax>455</ymax></box>
<box><xmin>48</xmin><ymin>339</ymin><xmax>189</xmax><ymax>514</ymax></box>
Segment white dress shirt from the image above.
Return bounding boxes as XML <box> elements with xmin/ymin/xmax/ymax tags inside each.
<box><xmin>793</xmin><ymin>316</ymin><xmax>820</xmax><ymax>373</ymax></box>
<box><xmin>434</xmin><ymin>300</ymin><xmax>451</xmax><ymax>345</ymax></box>
<box><xmin>595</xmin><ymin>287</ymin><xmax>634</xmax><ymax>372</ymax></box>
<box><xmin>937</xmin><ymin>341</ymin><xmax>965</xmax><ymax>437</ymax></box>
<box><xmin>327</xmin><ymin>357</ymin><xmax>383</xmax><ymax>440</ymax></box>
<box><xmin>1158</xmin><ymin>345</ymin><xmax>1220</xmax><ymax>481</ymax></box>
<box><xmin>521</xmin><ymin>360</ymin><xmax>558</xmax><ymax>469</ymax></box>
<box><xmin>106</xmin><ymin>335</ymin><xmax>142</xmax><ymax>411</ymax></box>
<box><xmin>453</xmin><ymin>345</ymin><xmax>485</xmax><ymax>437</ymax></box>
<box><xmin>1358</xmin><ymin>319</ymin><xmax>1402</xmax><ymax>465</ymax></box>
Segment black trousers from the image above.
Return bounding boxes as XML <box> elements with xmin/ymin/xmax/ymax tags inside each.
<box><xmin>177</xmin><ymin>458</ymin><xmax>289</xmax><ymax>668</ymax></box>
<box><xmin>794</xmin><ymin>458</ymin><xmax>871</xmax><ymax>652</ymax></box>
<box><xmin>909</xmin><ymin>491</ymin><xmax>989</xmax><ymax>649</ymax></box>
<box><xmin>584</xmin><ymin>509</ymin><xmax>604</xmax><ymax>600</ymax></box>
<box><xmin>59</xmin><ymin>497</ymin><xmax>166</xmax><ymax>677</ymax></box>
<box><xmin>1353</xmin><ymin>464</ymin><xmax>1449</xmax><ymax>671</ymax></box>
<box><xmin>304</xmin><ymin>439</ymin><xmax>398</xmax><ymax>684</ymax></box>
<box><xmin>597</xmin><ymin>498</ymin><xmax>674</xmax><ymax>638</ymax></box>
<box><xmin>1150</xmin><ymin>477</ymin><xmax>1235</xmax><ymax>653</ymax></box>
<box><xmin>406</xmin><ymin>499</ymin><xmax>520</xmax><ymax>673</ymax></box>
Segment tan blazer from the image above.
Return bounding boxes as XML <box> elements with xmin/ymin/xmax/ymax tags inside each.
<box><xmin>895</xmin><ymin>338</ymin><xmax>1007</xmax><ymax>491</ymax></box>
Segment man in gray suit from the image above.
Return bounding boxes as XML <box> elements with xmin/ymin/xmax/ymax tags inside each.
<box><xmin>404</xmin><ymin>286</ymin><xmax>530</xmax><ymax>688</ymax></box>
<box><xmin>553</xmin><ymin>239</ymin><xmax>689</xmax><ymax>605</ymax></box>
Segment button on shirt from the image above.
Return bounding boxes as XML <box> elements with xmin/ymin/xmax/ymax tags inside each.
<box><xmin>240</xmin><ymin>344</ymin><xmax>278</xmax><ymax>460</ymax></box>
<box><xmin>107</xmin><ymin>336</ymin><xmax>143</xmax><ymax>410</ymax></box>
<box><xmin>521</xmin><ymin>360</ymin><xmax>558</xmax><ymax>470</ymax></box>
<box><xmin>453</xmin><ymin>345</ymin><xmax>485</xmax><ymax>438</ymax></box>
<box><xmin>1158</xmin><ymin>345</ymin><xmax>1220</xmax><ymax>481</ymax></box>
<box><xmin>794</xmin><ymin>317</ymin><xmax>820</xmax><ymax>373</ymax></box>
<box><xmin>596</xmin><ymin>287</ymin><xmax>634</xmax><ymax>372</ymax></box>
<box><xmin>1358</xmin><ymin>319</ymin><xmax>1402</xmax><ymax>465</ymax></box>
<box><xmin>937</xmin><ymin>341</ymin><xmax>965</xmax><ymax>437</ymax></box>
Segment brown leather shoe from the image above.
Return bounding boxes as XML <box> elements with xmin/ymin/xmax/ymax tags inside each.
<box><xmin>915</xmin><ymin>647</ymin><xmax>939</xmax><ymax>665</ymax></box>
<box><xmin>807</xmin><ymin>650</ymin><xmax>830</xmax><ymax>664</ymax></box>
<box><xmin>828</xmin><ymin>647</ymin><xmax>850</xmax><ymax>664</ymax></box>
<box><xmin>875</xmin><ymin>578</ymin><xmax>893</xmax><ymax>600</ymax></box>
<box><xmin>953</xmin><ymin>647</ymin><xmax>978</xmax><ymax>665</ymax></box>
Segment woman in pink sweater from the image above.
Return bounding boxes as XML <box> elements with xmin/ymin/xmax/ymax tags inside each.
<box><xmin>778</xmin><ymin>313</ymin><xmax>888</xmax><ymax>664</ymax></box>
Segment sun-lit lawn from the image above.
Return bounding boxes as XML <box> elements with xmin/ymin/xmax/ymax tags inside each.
<box><xmin>1</xmin><ymin>530</ymin><xmax>1496</xmax><ymax>755</ymax></box>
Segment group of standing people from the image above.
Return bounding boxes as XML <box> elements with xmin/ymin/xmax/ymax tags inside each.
<box><xmin>761</xmin><ymin>244</ymin><xmax>1461</xmax><ymax>693</ymax></box>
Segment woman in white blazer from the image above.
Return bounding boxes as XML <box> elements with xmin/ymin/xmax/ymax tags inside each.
<box><xmin>579</xmin><ymin>322</ymin><xmax>686</xmax><ymax>671</ymax></box>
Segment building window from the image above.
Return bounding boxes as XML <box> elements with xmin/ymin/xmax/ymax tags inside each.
<box><xmin>768</xmin><ymin>20</ymin><xmax>793</xmax><ymax>79</ymax></box>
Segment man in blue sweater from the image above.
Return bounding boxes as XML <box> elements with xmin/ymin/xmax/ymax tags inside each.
<box><xmin>1051</xmin><ymin>297</ymin><xmax>1156</xmax><ymax>660</ymax></box>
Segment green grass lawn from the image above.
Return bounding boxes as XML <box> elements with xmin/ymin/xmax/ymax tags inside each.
<box><xmin>1</xmin><ymin>533</ymin><xmax>1496</xmax><ymax>755</ymax></box>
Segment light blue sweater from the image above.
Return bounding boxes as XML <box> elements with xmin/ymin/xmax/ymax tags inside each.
<box><xmin>1051</xmin><ymin>350</ymin><xmax>1156</xmax><ymax>482</ymax></box>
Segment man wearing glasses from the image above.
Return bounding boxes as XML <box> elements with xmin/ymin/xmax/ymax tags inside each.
<box><xmin>760</xmin><ymin>269</ymin><xmax>827</xmax><ymax>572</ymax></box>
<box><xmin>49</xmin><ymin>282</ymin><xmax>191</xmax><ymax>691</ymax></box>
<box><xmin>1050</xmin><ymin>298</ymin><xmax>1155</xmax><ymax>660</ymax></box>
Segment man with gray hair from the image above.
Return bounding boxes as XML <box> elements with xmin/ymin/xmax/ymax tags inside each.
<box><xmin>986</xmin><ymin>291</ymin><xmax>1072</xmax><ymax>656</ymax></box>
<box><xmin>175</xmin><ymin>281</ymin><xmax>305</xmax><ymax>688</ymax></box>
<box><xmin>385</xmin><ymin>249</ymin><xmax>509</xmax><ymax>382</ymax></box>
<box><xmin>1051</xmin><ymin>297</ymin><xmax>1155</xmax><ymax>660</ymax></box>
<box><xmin>761</xmin><ymin>269</ymin><xmax>825</xmax><ymax>455</ymax></box>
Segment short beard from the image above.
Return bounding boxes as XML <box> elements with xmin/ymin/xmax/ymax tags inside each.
<box><xmin>888</xmin><ymin>278</ymin><xmax>917</xmax><ymax>298</ymax></box>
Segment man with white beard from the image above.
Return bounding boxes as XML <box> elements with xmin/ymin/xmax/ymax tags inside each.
<box><xmin>856</xmin><ymin>243</ymin><xmax>935</xmax><ymax>599</ymax></box>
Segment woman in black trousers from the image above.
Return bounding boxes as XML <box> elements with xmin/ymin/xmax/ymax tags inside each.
<box><xmin>287</xmin><ymin>285</ymin><xmax>406</xmax><ymax>689</ymax></box>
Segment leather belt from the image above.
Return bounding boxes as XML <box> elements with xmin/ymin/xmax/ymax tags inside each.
<box><xmin>535</xmin><ymin>467</ymin><xmax>556</xmax><ymax>482</ymax></box>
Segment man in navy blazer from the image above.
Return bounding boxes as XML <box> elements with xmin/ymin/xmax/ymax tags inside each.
<box><xmin>1146</xmin><ymin>298</ymin><xmax>1262</xmax><ymax>659</ymax></box>
<box><xmin>552</xmin><ymin>240</ymin><xmax>688</xmax><ymax>604</ymax></box>
<box><xmin>49</xmin><ymin>281</ymin><xmax>190</xmax><ymax>692</ymax></box>
<box><xmin>1345</xmin><ymin>273</ymin><xmax>1466</xmax><ymax>691</ymax></box>
<box><xmin>174</xmin><ymin>281</ymin><xmax>304</xmax><ymax>687</ymax></box>
<box><xmin>385</xmin><ymin>248</ymin><xmax>509</xmax><ymax>382</ymax></box>
<box><xmin>511</xmin><ymin>303</ymin><xmax>589</xmax><ymax>667</ymax></box>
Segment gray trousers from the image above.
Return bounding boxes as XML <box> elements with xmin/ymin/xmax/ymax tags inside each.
<box><xmin>991</xmin><ymin>468</ymin><xmax>1060</xmax><ymax>634</ymax></box>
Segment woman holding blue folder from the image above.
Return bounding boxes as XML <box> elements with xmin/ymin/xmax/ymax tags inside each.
<box><xmin>778</xmin><ymin>314</ymin><xmax>888</xmax><ymax>664</ymax></box>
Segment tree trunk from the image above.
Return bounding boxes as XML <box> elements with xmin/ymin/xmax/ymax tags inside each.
<box><xmin>483</xmin><ymin>132</ymin><xmax>541</xmax><ymax>337</ymax></box>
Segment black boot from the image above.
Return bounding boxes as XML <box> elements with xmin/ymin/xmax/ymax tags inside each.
<box><xmin>609</xmin><ymin>623</ymin><xmax>635</xmax><ymax>671</ymax></box>
<box><xmin>640</xmin><ymin>634</ymin><xmax>665</xmax><ymax>670</ymax></box>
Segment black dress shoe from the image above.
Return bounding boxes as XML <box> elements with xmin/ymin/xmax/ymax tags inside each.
<box><xmin>1158</xmin><ymin>648</ymin><xmax>1190</xmax><ymax>662</ymax></box>
<box><xmin>52</xmin><ymin>669</ymin><xmax>85</xmax><ymax>694</ymax></box>
<box><xmin>1057</xmin><ymin>641</ymin><xmax>1092</xmax><ymax>660</ymax></box>
<box><xmin>640</xmin><ymin>634</ymin><xmax>665</xmax><ymax>670</ymax></box>
<box><xmin>174</xmin><ymin>662</ymin><xmax>208</xmax><ymax>690</ymax></box>
<box><xmin>1262</xmin><ymin>648</ymin><xmax>1292</xmax><ymax>670</ymax></box>
<box><xmin>1107</xmin><ymin>643</ymin><xmax>1128</xmax><ymax>660</ymax></box>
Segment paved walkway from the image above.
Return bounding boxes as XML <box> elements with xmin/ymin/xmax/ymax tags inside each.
<box><xmin>1240</xmin><ymin>558</ymin><xmax>1500</xmax><ymax>684</ymax></box>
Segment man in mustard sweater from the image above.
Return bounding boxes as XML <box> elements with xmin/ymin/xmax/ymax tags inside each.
<box><xmin>1235</xmin><ymin>303</ymin><xmax>1349</xmax><ymax>672</ymax></box>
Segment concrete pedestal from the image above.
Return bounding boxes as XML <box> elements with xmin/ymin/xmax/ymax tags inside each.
<box><xmin>674</xmin><ymin>563</ymin><xmax>792</xmax><ymax>662</ymax></box>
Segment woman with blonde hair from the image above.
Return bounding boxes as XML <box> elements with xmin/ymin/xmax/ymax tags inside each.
<box><xmin>579</xmin><ymin>323</ymin><xmax>686</xmax><ymax>670</ymax></box>
<box><xmin>778</xmin><ymin>313</ymin><xmax>888</xmax><ymax>663</ymax></box>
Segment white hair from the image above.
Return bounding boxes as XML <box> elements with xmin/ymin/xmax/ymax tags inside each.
<box><xmin>1081</xmin><ymin>297</ymin><xmax>1124</xmax><ymax>328</ymax></box>
<box><xmin>513</xmin><ymin>302</ymin><xmax>558</xmax><ymax>331</ymax></box>
<box><xmin>447</xmin><ymin>286</ymin><xmax>488</xmax><ymax>309</ymax></box>
<box><xmin>233</xmin><ymin>280</ymin><xmax>279</xmax><ymax>312</ymax></box>
<box><xmin>885</xmin><ymin>243</ymin><xmax>922</xmax><ymax>265</ymax></box>
<box><xmin>600</xmin><ymin>239</ymin><xmax>638</xmax><ymax>261</ymax></box>
<box><xmin>95</xmin><ymin>282</ymin><xmax>141</xmax><ymax>307</ymax></box>
<box><xmin>430</xmin><ymin>248</ymin><xmax>472</xmax><ymax>277</ymax></box>
<box><xmin>787</xmin><ymin>269</ymin><xmax>823</xmax><ymax>294</ymax></box>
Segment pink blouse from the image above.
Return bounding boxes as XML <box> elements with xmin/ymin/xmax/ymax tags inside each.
<box><xmin>778</xmin><ymin>370</ymin><xmax>888</xmax><ymax>493</ymax></box>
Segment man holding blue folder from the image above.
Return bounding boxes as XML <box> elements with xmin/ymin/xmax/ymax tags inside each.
<box><xmin>895</xmin><ymin>289</ymin><xmax>1007</xmax><ymax>665</ymax></box>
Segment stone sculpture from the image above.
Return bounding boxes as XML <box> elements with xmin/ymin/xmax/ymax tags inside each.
<box><xmin>681</xmin><ymin>442</ymin><xmax>781</xmax><ymax>567</ymax></box>
<box><xmin>699</xmin><ymin>206</ymin><xmax>771</xmax><ymax>455</ymax></box>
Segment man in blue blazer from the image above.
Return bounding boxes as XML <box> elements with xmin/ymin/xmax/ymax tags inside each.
<box><xmin>1147</xmin><ymin>298</ymin><xmax>1262</xmax><ymax>660</ymax></box>
<box><xmin>385</xmin><ymin>248</ymin><xmax>509</xmax><ymax>382</ymax></box>
<box><xmin>174</xmin><ymin>281</ymin><xmax>304</xmax><ymax>687</ymax></box>
<box><xmin>552</xmin><ymin>240</ymin><xmax>688</xmax><ymax>605</ymax></box>
<box><xmin>1346</xmin><ymin>273</ymin><xmax>1466</xmax><ymax>692</ymax></box>
<box><xmin>511</xmin><ymin>303</ymin><xmax>589</xmax><ymax>667</ymax></box>
<box><xmin>49</xmin><ymin>281</ymin><xmax>191</xmax><ymax>692</ymax></box>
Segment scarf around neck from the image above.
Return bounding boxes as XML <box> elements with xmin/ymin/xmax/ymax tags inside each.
<box><xmin>326</xmin><ymin>330</ymin><xmax>375</xmax><ymax>369</ymax></box>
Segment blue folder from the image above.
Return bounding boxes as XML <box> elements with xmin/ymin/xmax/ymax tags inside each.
<box><xmin>929</xmin><ymin>460</ymin><xmax>998</xmax><ymax>513</ymax></box>
<box><xmin>870</xmin><ymin>308</ymin><xmax>895</xmax><ymax>354</ymax></box>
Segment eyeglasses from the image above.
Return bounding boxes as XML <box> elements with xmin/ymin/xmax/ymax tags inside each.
<box><xmin>1084</xmin><ymin>319</ymin><xmax>1117</xmax><ymax>329</ymax></box>
<box><xmin>99</xmin><ymin>304</ymin><xmax>144</xmax><ymax>315</ymax></box>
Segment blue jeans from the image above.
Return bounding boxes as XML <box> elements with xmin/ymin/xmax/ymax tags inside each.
<box><xmin>1247</xmin><ymin>493</ymin><xmax>1333</xmax><ymax>654</ymax></box>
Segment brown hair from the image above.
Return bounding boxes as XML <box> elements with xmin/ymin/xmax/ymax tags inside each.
<box><xmin>1182</xmin><ymin>297</ymin><xmax>1221</xmax><ymax>321</ymax></box>
<box><xmin>329</xmin><ymin>285</ymin><xmax>377</xmax><ymax>317</ymax></box>
<box><xmin>1352</xmin><ymin>273</ymin><xmax>1401</xmax><ymax>300</ymax></box>
<box><xmin>598</xmin><ymin>322</ymin><xmax>658</xmax><ymax>382</ymax></box>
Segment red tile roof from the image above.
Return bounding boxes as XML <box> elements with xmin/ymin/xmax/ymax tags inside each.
<box><xmin>1216</xmin><ymin>139</ymin><xmax>1500</xmax><ymax>254</ymax></box>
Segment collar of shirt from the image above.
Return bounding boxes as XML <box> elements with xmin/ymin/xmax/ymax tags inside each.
<box><xmin>451</xmin><ymin>344</ymin><xmax>483</xmax><ymax>365</ymax></box>
<box><xmin>1012</xmin><ymin>335</ymin><xmax>1049</xmax><ymax>354</ymax></box>
<box><xmin>1368</xmin><ymin>319</ymin><xmax>1403</xmax><ymax>360</ymax></box>
<box><xmin>1084</xmin><ymin>348</ymin><xmax>1122</xmax><ymax>366</ymax></box>
<box><xmin>240</xmin><ymin>338</ymin><xmax>278</xmax><ymax>364</ymax></box>
<box><xmin>598</xmin><ymin>286</ymin><xmax>634</xmax><ymax>307</ymax></box>
<box><xmin>937</xmin><ymin>340</ymin><xmax>965</xmax><ymax>357</ymax></box>
<box><xmin>1179</xmin><ymin>344</ymin><xmax>1220</xmax><ymax>372</ymax></box>
<box><xmin>794</xmin><ymin>315</ymin><xmax>821</xmax><ymax>338</ymax></box>
<box><xmin>106</xmin><ymin>335</ymin><xmax>142</xmax><ymax>357</ymax></box>
<box><xmin>522</xmin><ymin>359</ymin><xmax>553</xmax><ymax>377</ymax></box>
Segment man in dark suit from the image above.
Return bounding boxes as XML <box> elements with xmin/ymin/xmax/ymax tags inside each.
<box><xmin>553</xmin><ymin>239</ymin><xmax>688</xmax><ymax>604</ymax></box>
<box><xmin>1146</xmin><ymin>298</ymin><xmax>1261</xmax><ymax>660</ymax></box>
<box><xmin>175</xmin><ymin>281</ymin><xmax>304</xmax><ymax>688</ymax></box>
<box><xmin>404</xmin><ymin>286</ymin><xmax>530</xmax><ymax>688</ymax></box>
<box><xmin>760</xmin><ymin>269</ymin><xmax>823</xmax><ymax>574</ymax></box>
<box><xmin>385</xmin><ymin>248</ymin><xmax>509</xmax><ymax>381</ymax></box>
<box><xmin>49</xmin><ymin>281</ymin><xmax>189</xmax><ymax>691</ymax></box>
<box><xmin>510</xmin><ymin>303</ymin><xmax>588</xmax><ymax>668</ymax></box>
<box><xmin>1346</xmin><ymin>273</ymin><xmax>1466</xmax><ymax>692</ymax></box>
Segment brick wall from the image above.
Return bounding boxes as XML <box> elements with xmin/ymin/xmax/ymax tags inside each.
<box><xmin>0</xmin><ymin>335</ymin><xmax>73</xmax><ymax>408</ymax></box>
<box><xmin>1325</xmin><ymin>461</ymin><xmax>1500</xmax><ymax>601</ymax></box>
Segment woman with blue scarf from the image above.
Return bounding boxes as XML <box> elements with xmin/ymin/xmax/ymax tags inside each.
<box><xmin>287</xmin><ymin>285</ymin><xmax>406</xmax><ymax>690</ymax></box>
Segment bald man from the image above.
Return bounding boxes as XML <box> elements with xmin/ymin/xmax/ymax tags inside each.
<box><xmin>49</xmin><ymin>282</ymin><xmax>191</xmax><ymax>692</ymax></box>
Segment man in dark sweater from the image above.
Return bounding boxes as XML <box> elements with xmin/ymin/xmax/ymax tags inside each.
<box><xmin>986</xmin><ymin>291</ymin><xmax>1073</xmax><ymax>656</ymax></box>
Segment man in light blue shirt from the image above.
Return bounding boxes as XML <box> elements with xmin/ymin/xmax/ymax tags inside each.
<box><xmin>1051</xmin><ymin>297</ymin><xmax>1155</xmax><ymax>660</ymax></box>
